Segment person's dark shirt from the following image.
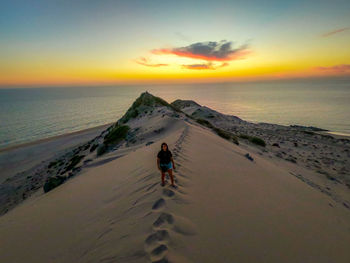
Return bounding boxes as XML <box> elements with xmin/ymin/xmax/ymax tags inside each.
<box><xmin>157</xmin><ymin>150</ymin><xmax>172</xmax><ymax>164</ymax></box>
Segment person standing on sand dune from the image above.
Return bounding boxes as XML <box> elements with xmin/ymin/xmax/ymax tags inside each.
<box><xmin>157</xmin><ymin>142</ymin><xmax>176</xmax><ymax>187</ymax></box>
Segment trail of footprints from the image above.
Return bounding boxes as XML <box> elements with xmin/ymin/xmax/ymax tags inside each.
<box><xmin>144</xmin><ymin>126</ymin><xmax>194</xmax><ymax>263</ymax></box>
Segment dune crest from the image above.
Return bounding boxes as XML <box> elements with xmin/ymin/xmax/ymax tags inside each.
<box><xmin>1</xmin><ymin>92</ymin><xmax>350</xmax><ymax>262</ymax></box>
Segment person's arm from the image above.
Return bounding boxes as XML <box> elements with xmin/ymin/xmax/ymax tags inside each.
<box><xmin>157</xmin><ymin>157</ymin><xmax>161</xmax><ymax>170</ymax></box>
<box><xmin>171</xmin><ymin>157</ymin><xmax>176</xmax><ymax>170</ymax></box>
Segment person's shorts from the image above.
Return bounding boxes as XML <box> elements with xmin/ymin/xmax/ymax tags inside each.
<box><xmin>160</xmin><ymin>162</ymin><xmax>172</xmax><ymax>172</ymax></box>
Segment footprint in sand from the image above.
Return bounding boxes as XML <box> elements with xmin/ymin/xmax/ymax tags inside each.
<box><xmin>145</xmin><ymin>230</ymin><xmax>170</xmax><ymax>245</ymax></box>
<box><xmin>151</xmin><ymin>244</ymin><xmax>168</xmax><ymax>257</ymax></box>
<box><xmin>145</xmin><ymin>229</ymin><xmax>170</xmax><ymax>262</ymax></box>
<box><xmin>152</xmin><ymin>213</ymin><xmax>196</xmax><ymax>235</ymax></box>
<box><xmin>153</xmin><ymin>212</ymin><xmax>174</xmax><ymax>227</ymax></box>
<box><xmin>152</xmin><ymin>198</ymin><xmax>166</xmax><ymax>210</ymax></box>
<box><xmin>162</xmin><ymin>188</ymin><xmax>175</xmax><ymax>198</ymax></box>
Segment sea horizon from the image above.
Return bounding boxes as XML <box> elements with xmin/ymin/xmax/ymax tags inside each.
<box><xmin>1</xmin><ymin>80</ymin><xmax>349</xmax><ymax>150</ymax></box>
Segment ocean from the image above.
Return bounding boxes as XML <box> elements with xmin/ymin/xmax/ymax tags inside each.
<box><xmin>1</xmin><ymin>80</ymin><xmax>349</xmax><ymax>149</ymax></box>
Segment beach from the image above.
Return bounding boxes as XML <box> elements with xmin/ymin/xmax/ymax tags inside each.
<box><xmin>0</xmin><ymin>92</ymin><xmax>349</xmax><ymax>262</ymax></box>
<box><xmin>0</xmin><ymin>123</ymin><xmax>112</xmax><ymax>183</ymax></box>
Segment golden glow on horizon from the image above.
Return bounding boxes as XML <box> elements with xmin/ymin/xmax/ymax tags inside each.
<box><xmin>1</xmin><ymin>36</ymin><xmax>350</xmax><ymax>86</ymax></box>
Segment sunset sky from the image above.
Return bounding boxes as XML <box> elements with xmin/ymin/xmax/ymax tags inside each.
<box><xmin>1</xmin><ymin>0</ymin><xmax>350</xmax><ymax>86</ymax></box>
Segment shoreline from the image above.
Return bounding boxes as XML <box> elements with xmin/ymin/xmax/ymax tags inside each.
<box><xmin>0</xmin><ymin>122</ymin><xmax>114</xmax><ymax>184</ymax></box>
<box><xmin>325</xmin><ymin>131</ymin><xmax>350</xmax><ymax>138</ymax></box>
<box><xmin>0</xmin><ymin>122</ymin><xmax>114</xmax><ymax>153</ymax></box>
<box><xmin>1</xmin><ymin>121</ymin><xmax>349</xmax><ymax>154</ymax></box>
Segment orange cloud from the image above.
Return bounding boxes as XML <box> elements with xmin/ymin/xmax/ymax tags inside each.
<box><xmin>322</xmin><ymin>27</ymin><xmax>349</xmax><ymax>37</ymax></box>
<box><xmin>151</xmin><ymin>40</ymin><xmax>250</xmax><ymax>61</ymax></box>
<box><xmin>182</xmin><ymin>62</ymin><xmax>229</xmax><ymax>70</ymax></box>
<box><xmin>315</xmin><ymin>64</ymin><xmax>350</xmax><ymax>73</ymax></box>
<box><xmin>134</xmin><ymin>57</ymin><xmax>168</xmax><ymax>67</ymax></box>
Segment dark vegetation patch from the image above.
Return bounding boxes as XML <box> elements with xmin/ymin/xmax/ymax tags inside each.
<box><xmin>290</xmin><ymin>125</ymin><xmax>328</xmax><ymax>132</ymax></box>
<box><xmin>302</xmin><ymin>130</ymin><xmax>315</xmax><ymax>135</ymax></box>
<box><xmin>213</xmin><ymin>127</ymin><xmax>231</xmax><ymax>140</ymax></box>
<box><xmin>239</xmin><ymin>134</ymin><xmax>249</xmax><ymax>140</ymax></box>
<box><xmin>90</xmin><ymin>144</ymin><xmax>98</xmax><ymax>152</ymax></box>
<box><xmin>65</xmin><ymin>155</ymin><xmax>85</xmax><ymax>172</ymax></box>
<box><xmin>250</xmin><ymin>137</ymin><xmax>266</xmax><ymax>147</ymax></box>
<box><xmin>48</xmin><ymin>161</ymin><xmax>57</xmax><ymax>169</ymax></box>
<box><xmin>338</xmin><ymin>138</ymin><xmax>350</xmax><ymax>144</ymax></box>
<box><xmin>104</xmin><ymin>125</ymin><xmax>130</xmax><ymax>145</ymax></box>
<box><xmin>43</xmin><ymin>176</ymin><xmax>66</xmax><ymax>193</ymax></box>
<box><xmin>320</xmin><ymin>134</ymin><xmax>334</xmax><ymax>139</ymax></box>
<box><xmin>97</xmin><ymin>144</ymin><xmax>107</xmax><ymax>156</ymax></box>
<box><xmin>93</xmin><ymin>125</ymin><xmax>131</xmax><ymax>156</ymax></box>
<box><xmin>196</xmin><ymin>118</ymin><xmax>238</xmax><ymax>145</ymax></box>
<box><xmin>196</xmin><ymin>118</ymin><xmax>214</xmax><ymax>128</ymax></box>
<box><xmin>239</xmin><ymin>134</ymin><xmax>266</xmax><ymax>147</ymax></box>
<box><xmin>171</xmin><ymin>99</ymin><xmax>201</xmax><ymax>109</ymax></box>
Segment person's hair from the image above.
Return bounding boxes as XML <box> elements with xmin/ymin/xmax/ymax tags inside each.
<box><xmin>161</xmin><ymin>142</ymin><xmax>169</xmax><ymax>151</ymax></box>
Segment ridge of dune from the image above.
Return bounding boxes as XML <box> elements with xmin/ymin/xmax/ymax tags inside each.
<box><xmin>171</xmin><ymin>98</ymin><xmax>350</xmax><ymax>208</ymax></box>
<box><xmin>0</xmin><ymin>91</ymin><xmax>185</xmax><ymax>215</ymax></box>
<box><xmin>0</xmin><ymin>92</ymin><xmax>350</xmax><ymax>262</ymax></box>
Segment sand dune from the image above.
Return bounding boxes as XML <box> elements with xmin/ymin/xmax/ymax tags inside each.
<box><xmin>1</xmin><ymin>92</ymin><xmax>350</xmax><ymax>262</ymax></box>
<box><xmin>1</xmin><ymin>121</ymin><xmax>350</xmax><ymax>262</ymax></box>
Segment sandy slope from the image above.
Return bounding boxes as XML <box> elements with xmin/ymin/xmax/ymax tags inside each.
<box><xmin>1</xmin><ymin>120</ymin><xmax>350</xmax><ymax>263</ymax></box>
<box><xmin>173</xmin><ymin>99</ymin><xmax>350</xmax><ymax>194</ymax></box>
<box><xmin>170</xmin><ymin>123</ymin><xmax>350</xmax><ymax>263</ymax></box>
<box><xmin>0</xmin><ymin>123</ymin><xmax>112</xmax><ymax>183</ymax></box>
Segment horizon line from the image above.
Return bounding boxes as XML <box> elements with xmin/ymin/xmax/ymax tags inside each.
<box><xmin>1</xmin><ymin>75</ymin><xmax>350</xmax><ymax>89</ymax></box>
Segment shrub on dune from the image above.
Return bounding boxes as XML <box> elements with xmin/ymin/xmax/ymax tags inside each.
<box><xmin>195</xmin><ymin>118</ymin><xmax>238</xmax><ymax>145</ymax></box>
<box><xmin>43</xmin><ymin>176</ymin><xmax>66</xmax><ymax>193</ymax></box>
<box><xmin>90</xmin><ymin>144</ymin><xmax>98</xmax><ymax>152</ymax></box>
<box><xmin>196</xmin><ymin>118</ymin><xmax>214</xmax><ymax>128</ymax></box>
<box><xmin>239</xmin><ymin>134</ymin><xmax>266</xmax><ymax>147</ymax></box>
<box><xmin>96</xmin><ymin>144</ymin><xmax>107</xmax><ymax>156</ymax></box>
<box><xmin>104</xmin><ymin>125</ymin><xmax>130</xmax><ymax>145</ymax></box>
<box><xmin>95</xmin><ymin>124</ymin><xmax>130</xmax><ymax>156</ymax></box>
<box><xmin>65</xmin><ymin>155</ymin><xmax>85</xmax><ymax>171</ymax></box>
<box><xmin>213</xmin><ymin>127</ymin><xmax>239</xmax><ymax>145</ymax></box>
<box><xmin>250</xmin><ymin>137</ymin><xmax>266</xmax><ymax>147</ymax></box>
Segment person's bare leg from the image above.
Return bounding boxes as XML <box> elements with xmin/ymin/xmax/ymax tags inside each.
<box><xmin>161</xmin><ymin>171</ymin><xmax>165</xmax><ymax>186</ymax></box>
<box><xmin>168</xmin><ymin>169</ymin><xmax>174</xmax><ymax>186</ymax></box>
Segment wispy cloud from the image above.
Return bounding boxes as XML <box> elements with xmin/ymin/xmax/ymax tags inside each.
<box><xmin>134</xmin><ymin>57</ymin><xmax>168</xmax><ymax>67</ymax></box>
<box><xmin>152</xmin><ymin>40</ymin><xmax>250</xmax><ymax>61</ymax></box>
<box><xmin>315</xmin><ymin>64</ymin><xmax>350</xmax><ymax>73</ymax></box>
<box><xmin>322</xmin><ymin>27</ymin><xmax>349</xmax><ymax>37</ymax></box>
<box><xmin>182</xmin><ymin>62</ymin><xmax>229</xmax><ymax>70</ymax></box>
